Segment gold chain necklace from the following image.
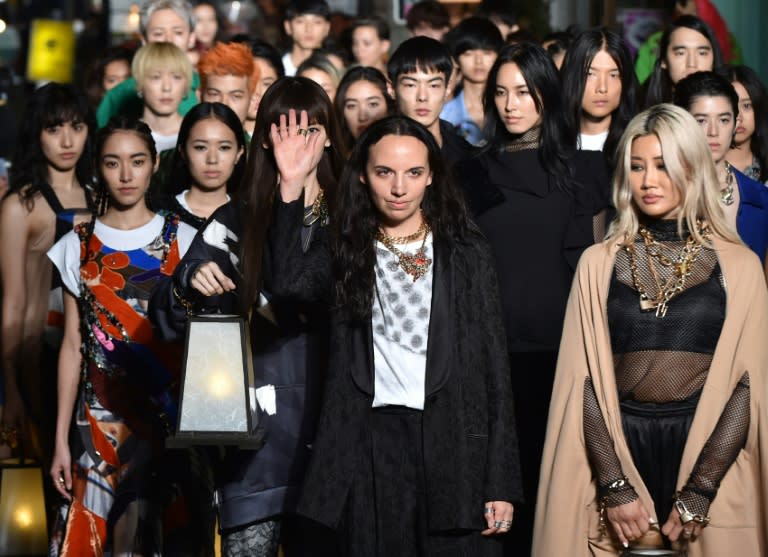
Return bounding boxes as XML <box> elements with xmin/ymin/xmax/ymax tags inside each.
<box><xmin>303</xmin><ymin>190</ymin><xmax>328</xmax><ymax>226</ymax></box>
<box><xmin>720</xmin><ymin>162</ymin><xmax>735</xmax><ymax>206</ymax></box>
<box><xmin>625</xmin><ymin>223</ymin><xmax>708</xmax><ymax>318</ymax></box>
<box><xmin>377</xmin><ymin>222</ymin><xmax>432</xmax><ymax>282</ymax></box>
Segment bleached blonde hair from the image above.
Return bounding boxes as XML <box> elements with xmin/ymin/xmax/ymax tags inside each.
<box><xmin>132</xmin><ymin>42</ymin><xmax>193</xmax><ymax>91</ymax></box>
<box><xmin>607</xmin><ymin>103</ymin><xmax>741</xmax><ymax>246</ymax></box>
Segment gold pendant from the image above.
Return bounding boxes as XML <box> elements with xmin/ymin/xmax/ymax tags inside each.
<box><xmin>639</xmin><ymin>297</ymin><xmax>657</xmax><ymax>311</ymax></box>
<box><xmin>655</xmin><ymin>301</ymin><xmax>668</xmax><ymax>318</ymax></box>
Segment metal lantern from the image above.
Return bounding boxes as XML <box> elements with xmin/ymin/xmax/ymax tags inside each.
<box><xmin>167</xmin><ymin>315</ymin><xmax>263</xmax><ymax>448</ymax></box>
<box><xmin>0</xmin><ymin>457</ymin><xmax>48</xmax><ymax>556</ymax></box>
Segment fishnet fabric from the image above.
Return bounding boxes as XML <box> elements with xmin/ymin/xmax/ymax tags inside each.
<box><xmin>678</xmin><ymin>372</ymin><xmax>750</xmax><ymax>517</ymax></box>
<box><xmin>583</xmin><ymin>377</ymin><xmax>639</xmax><ymax>507</ymax></box>
<box><xmin>613</xmin><ymin>351</ymin><xmax>711</xmax><ymax>402</ymax></box>
<box><xmin>610</xmin><ymin>221</ymin><xmax>725</xmax><ymax>403</ymax></box>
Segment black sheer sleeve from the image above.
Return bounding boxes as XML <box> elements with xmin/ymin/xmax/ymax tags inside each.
<box><xmin>583</xmin><ymin>377</ymin><xmax>640</xmax><ymax>507</ymax></box>
<box><xmin>267</xmin><ymin>194</ymin><xmax>332</xmax><ymax>305</ymax></box>
<box><xmin>677</xmin><ymin>372</ymin><xmax>750</xmax><ymax>518</ymax></box>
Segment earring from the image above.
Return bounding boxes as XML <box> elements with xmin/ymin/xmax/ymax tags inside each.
<box><xmin>137</xmin><ymin>91</ymin><xmax>143</xmax><ymax>99</ymax></box>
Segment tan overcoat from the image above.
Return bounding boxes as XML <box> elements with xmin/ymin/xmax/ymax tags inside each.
<box><xmin>532</xmin><ymin>237</ymin><xmax>768</xmax><ymax>557</ymax></box>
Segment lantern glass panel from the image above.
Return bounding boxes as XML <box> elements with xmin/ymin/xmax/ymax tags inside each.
<box><xmin>178</xmin><ymin>319</ymin><xmax>249</xmax><ymax>433</ymax></box>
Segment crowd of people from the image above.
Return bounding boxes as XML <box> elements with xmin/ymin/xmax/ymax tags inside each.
<box><xmin>1</xmin><ymin>0</ymin><xmax>767</xmax><ymax>555</ymax></box>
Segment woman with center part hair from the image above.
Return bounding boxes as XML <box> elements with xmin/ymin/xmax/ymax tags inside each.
<box><xmin>334</xmin><ymin>66</ymin><xmax>394</xmax><ymax>156</ymax></box>
<box><xmin>268</xmin><ymin>114</ymin><xmax>521</xmax><ymax>555</ymax></box>
<box><xmin>534</xmin><ymin>104</ymin><xmax>768</xmax><ymax>556</ymax></box>
<box><xmin>723</xmin><ymin>65</ymin><xmax>768</xmax><ymax>183</ymax></box>
<box><xmin>149</xmin><ymin>76</ymin><xmax>344</xmax><ymax>556</ymax></box>
<box><xmin>160</xmin><ymin>102</ymin><xmax>247</xmax><ymax>229</ymax></box>
<box><xmin>47</xmin><ymin>116</ymin><xmax>198</xmax><ymax>555</ymax></box>
<box><xmin>458</xmin><ymin>42</ymin><xmax>611</xmax><ymax>554</ymax></box>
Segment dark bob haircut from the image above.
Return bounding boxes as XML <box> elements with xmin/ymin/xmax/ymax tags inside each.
<box><xmin>387</xmin><ymin>36</ymin><xmax>453</xmax><ymax>84</ymax></box>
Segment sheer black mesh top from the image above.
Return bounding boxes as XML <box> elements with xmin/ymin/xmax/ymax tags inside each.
<box><xmin>607</xmin><ymin>220</ymin><xmax>725</xmax><ymax>403</ymax></box>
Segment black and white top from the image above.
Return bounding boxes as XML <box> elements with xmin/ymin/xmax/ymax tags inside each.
<box><xmin>372</xmin><ymin>233</ymin><xmax>434</xmax><ymax>410</ymax></box>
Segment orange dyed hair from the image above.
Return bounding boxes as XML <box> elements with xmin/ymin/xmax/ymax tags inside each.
<box><xmin>198</xmin><ymin>42</ymin><xmax>258</xmax><ymax>95</ymax></box>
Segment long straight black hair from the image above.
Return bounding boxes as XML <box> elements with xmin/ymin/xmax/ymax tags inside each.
<box><xmin>644</xmin><ymin>15</ymin><xmax>723</xmax><ymax>107</ymax></box>
<box><xmin>169</xmin><ymin>102</ymin><xmax>247</xmax><ymax>196</ymax></box>
<box><xmin>483</xmin><ymin>42</ymin><xmax>575</xmax><ymax>193</ymax></box>
<box><xmin>237</xmin><ymin>76</ymin><xmax>344</xmax><ymax>315</ymax></box>
<box><xmin>560</xmin><ymin>27</ymin><xmax>637</xmax><ymax>165</ymax></box>
<box><xmin>333</xmin><ymin>115</ymin><xmax>469</xmax><ymax>319</ymax></box>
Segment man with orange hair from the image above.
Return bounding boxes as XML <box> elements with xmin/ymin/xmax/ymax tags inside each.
<box><xmin>199</xmin><ymin>41</ymin><xmax>259</xmax><ymax>126</ymax></box>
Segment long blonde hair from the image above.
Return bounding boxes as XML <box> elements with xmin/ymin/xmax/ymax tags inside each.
<box><xmin>607</xmin><ymin>103</ymin><xmax>741</xmax><ymax>246</ymax></box>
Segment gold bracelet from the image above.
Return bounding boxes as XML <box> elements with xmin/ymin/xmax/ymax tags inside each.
<box><xmin>172</xmin><ymin>285</ymin><xmax>194</xmax><ymax>316</ymax></box>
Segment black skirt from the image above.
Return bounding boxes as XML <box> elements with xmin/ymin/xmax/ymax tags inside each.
<box><xmin>620</xmin><ymin>392</ymin><xmax>700</xmax><ymax>522</ymax></box>
<box><xmin>341</xmin><ymin>405</ymin><xmax>503</xmax><ymax>557</ymax></box>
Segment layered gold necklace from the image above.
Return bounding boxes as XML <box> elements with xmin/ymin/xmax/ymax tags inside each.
<box><xmin>720</xmin><ymin>161</ymin><xmax>735</xmax><ymax>206</ymax></box>
<box><xmin>625</xmin><ymin>222</ymin><xmax>709</xmax><ymax>318</ymax></box>
<box><xmin>376</xmin><ymin>220</ymin><xmax>432</xmax><ymax>281</ymax></box>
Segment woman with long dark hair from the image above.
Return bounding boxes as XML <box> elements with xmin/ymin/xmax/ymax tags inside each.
<box><xmin>534</xmin><ymin>103</ymin><xmax>768</xmax><ymax>556</ymax></box>
<box><xmin>334</xmin><ymin>66</ymin><xmax>394</xmax><ymax>156</ymax></box>
<box><xmin>560</xmin><ymin>27</ymin><xmax>638</xmax><ymax>163</ymax></box>
<box><xmin>267</xmin><ymin>114</ymin><xmax>521</xmax><ymax>555</ymax></box>
<box><xmin>459</xmin><ymin>41</ymin><xmax>611</xmax><ymax>553</ymax></box>
<box><xmin>48</xmin><ymin>116</ymin><xmax>198</xmax><ymax>554</ymax></box>
<box><xmin>149</xmin><ymin>76</ymin><xmax>344</xmax><ymax>556</ymax></box>
<box><xmin>723</xmin><ymin>65</ymin><xmax>768</xmax><ymax>183</ymax></box>
<box><xmin>1</xmin><ymin>83</ymin><xmax>95</xmax><ymax>483</ymax></box>
<box><xmin>163</xmin><ymin>102</ymin><xmax>247</xmax><ymax>228</ymax></box>
<box><xmin>644</xmin><ymin>15</ymin><xmax>722</xmax><ymax>107</ymax></box>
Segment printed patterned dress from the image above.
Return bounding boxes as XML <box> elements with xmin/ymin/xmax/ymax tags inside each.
<box><xmin>47</xmin><ymin>213</ymin><xmax>199</xmax><ymax>556</ymax></box>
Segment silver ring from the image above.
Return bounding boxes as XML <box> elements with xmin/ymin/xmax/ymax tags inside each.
<box><xmin>493</xmin><ymin>520</ymin><xmax>503</xmax><ymax>528</ymax></box>
<box><xmin>484</xmin><ymin>507</ymin><xmax>494</xmax><ymax>515</ymax></box>
<box><xmin>683</xmin><ymin>528</ymin><xmax>691</xmax><ymax>537</ymax></box>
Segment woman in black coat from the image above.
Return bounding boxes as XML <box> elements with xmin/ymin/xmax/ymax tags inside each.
<box><xmin>269</xmin><ymin>114</ymin><xmax>522</xmax><ymax>556</ymax></box>
<box><xmin>458</xmin><ymin>42</ymin><xmax>612</xmax><ymax>554</ymax></box>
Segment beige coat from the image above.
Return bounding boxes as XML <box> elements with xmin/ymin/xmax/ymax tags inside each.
<box><xmin>532</xmin><ymin>237</ymin><xmax>768</xmax><ymax>557</ymax></box>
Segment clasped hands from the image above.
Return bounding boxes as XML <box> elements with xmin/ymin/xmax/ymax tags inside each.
<box><xmin>605</xmin><ymin>498</ymin><xmax>705</xmax><ymax>548</ymax></box>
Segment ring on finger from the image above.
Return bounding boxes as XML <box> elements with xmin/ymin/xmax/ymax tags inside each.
<box><xmin>493</xmin><ymin>520</ymin><xmax>502</xmax><ymax>528</ymax></box>
<box><xmin>297</xmin><ymin>128</ymin><xmax>308</xmax><ymax>137</ymax></box>
<box><xmin>683</xmin><ymin>528</ymin><xmax>691</xmax><ymax>537</ymax></box>
<box><xmin>500</xmin><ymin>520</ymin><xmax>512</xmax><ymax>529</ymax></box>
<box><xmin>484</xmin><ymin>507</ymin><xmax>494</xmax><ymax>515</ymax></box>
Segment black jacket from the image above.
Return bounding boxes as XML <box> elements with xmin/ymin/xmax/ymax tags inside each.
<box><xmin>149</xmin><ymin>200</ymin><xmax>329</xmax><ymax>529</ymax></box>
<box><xmin>268</xmin><ymin>198</ymin><xmax>523</xmax><ymax>531</ymax></box>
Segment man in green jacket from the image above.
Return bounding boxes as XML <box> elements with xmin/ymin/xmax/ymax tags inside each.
<box><xmin>97</xmin><ymin>0</ymin><xmax>200</xmax><ymax>127</ymax></box>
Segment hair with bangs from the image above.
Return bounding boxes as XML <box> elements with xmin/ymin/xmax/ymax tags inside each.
<box><xmin>445</xmin><ymin>16</ymin><xmax>503</xmax><ymax>59</ymax></box>
<box><xmin>132</xmin><ymin>42</ymin><xmax>193</xmax><ymax>90</ymax></box>
<box><xmin>607</xmin><ymin>103</ymin><xmax>740</xmax><ymax>246</ymax></box>
<box><xmin>238</xmin><ymin>76</ymin><xmax>344</xmax><ymax>314</ymax></box>
<box><xmin>387</xmin><ymin>36</ymin><xmax>454</xmax><ymax>84</ymax></box>
<box><xmin>332</xmin><ymin>115</ymin><xmax>469</xmax><ymax>318</ymax></box>
<box><xmin>198</xmin><ymin>41</ymin><xmax>257</xmax><ymax>95</ymax></box>
<box><xmin>560</xmin><ymin>27</ymin><xmax>638</xmax><ymax>165</ymax></box>
<box><xmin>9</xmin><ymin>83</ymin><xmax>96</xmax><ymax>209</ymax></box>
<box><xmin>140</xmin><ymin>0</ymin><xmax>195</xmax><ymax>38</ymax></box>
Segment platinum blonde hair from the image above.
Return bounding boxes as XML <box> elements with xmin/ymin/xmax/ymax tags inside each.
<box><xmin>140</xmin><ymin>0</ymin><xmax>195</xmax><ymax>38</ymax></box>
<box><xmin>607</xmin><ymin>103</ymin><xmax>741</xmax><ymax>246</ymax></box>
<box><xmin>132</xmin><ymin>42</ymin><xmax>194</xmax><ymax>90</ymax></box>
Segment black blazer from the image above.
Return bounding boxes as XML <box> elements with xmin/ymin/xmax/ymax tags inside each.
<box><xmin>269</xmin><ymin>199</ymin><xmax>523</xmax><ymax>532</ymax></box>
